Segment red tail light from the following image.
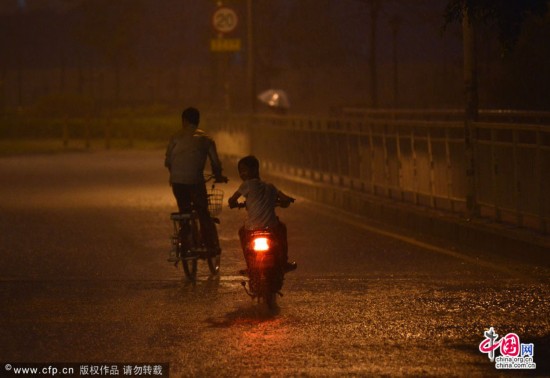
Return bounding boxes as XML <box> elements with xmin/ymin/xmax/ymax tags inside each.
<box><xmin>251</xmin><ymin>237</ymin><xmax>270</xmax><ymax>252</ymax></box>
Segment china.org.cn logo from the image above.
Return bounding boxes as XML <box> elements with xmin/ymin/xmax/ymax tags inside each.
<box><xmin>479</xmin><ymin>327</ymin><xmax>536</xmax><ymax>370</ymax></box>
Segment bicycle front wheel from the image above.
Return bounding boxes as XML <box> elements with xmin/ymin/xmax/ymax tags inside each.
<box><xmin>207</xmin><ymin>224</ymin><xmax>221</xmax><ymax>275</ymax></box>
<box><xmin>183</xmin><ymin>258</ymin><xmax>197</xmax><ymax>281</ymax></box>
<box><xmin>207</xmin><ymin>254</ymin><xmax>220</xmax><ymax>275</ymax></box>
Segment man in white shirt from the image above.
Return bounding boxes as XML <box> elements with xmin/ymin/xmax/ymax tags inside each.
<box><xmin>165</xmin><ymin>107</ymin><xmax>226</xmax><ymax>252</ymax></box>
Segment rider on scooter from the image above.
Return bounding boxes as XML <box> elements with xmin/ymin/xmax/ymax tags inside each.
<box><xmin>228</xmin><ymin>155</ymin><xmax>297</xmax><ymax>273</ymax></box>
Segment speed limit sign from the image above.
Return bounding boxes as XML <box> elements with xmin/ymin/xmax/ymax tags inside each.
<box><xmin>212</xmin><ymin>7</ymin><xmax>238</xmax><ymax>34</ymax></box>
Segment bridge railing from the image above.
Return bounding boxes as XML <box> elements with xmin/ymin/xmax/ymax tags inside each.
<box><xmin>474</xmin><ymin>122</ymin><xmax>549</xmax><ymax>232</ymax></box>
<box><xmin>206</xmin><ymin>113</ymin><xmax>549</xmax><ymax>234</ymax></box>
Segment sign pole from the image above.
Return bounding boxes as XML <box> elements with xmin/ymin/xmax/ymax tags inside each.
<box><xmin>210</xmin><ymin>3</ymin><xmax>241</xmax><ymax>111</ymax></box>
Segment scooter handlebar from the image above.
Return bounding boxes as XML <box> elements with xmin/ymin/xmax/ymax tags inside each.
<box><xmin>229</xmin><ymin>198</ymin><xmax>295</xmax><ymax>210</ymax></box>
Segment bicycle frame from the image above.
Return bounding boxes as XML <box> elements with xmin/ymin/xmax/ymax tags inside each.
<box><xmin>168</xmin><ymin>174</ymin><xmax>226</xmax><ymax>281</ymax></box>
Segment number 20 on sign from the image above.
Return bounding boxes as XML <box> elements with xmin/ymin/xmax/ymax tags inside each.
<box><xmin>212</xmin><ymin>7</ymin><xmax>238</xmax><ymax>34</ymax></box>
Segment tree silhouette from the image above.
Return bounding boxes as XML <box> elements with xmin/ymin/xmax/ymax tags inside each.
<box><xmin>444</xmin><ymin>0</ymin><xmax>548</xmax><ymax>52</ymax></box>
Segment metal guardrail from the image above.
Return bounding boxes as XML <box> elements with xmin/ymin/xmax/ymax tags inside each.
<box><xmin>334</xmin><ymin>108</ymin><xmax>550</xmax><ymax>125</ymax></box>
<box><xmin>474</xmin><ymin>122</ymin><xmax>550</xmax><ymax>232</ymax></box>
<box><xmin>6</xmin><ymin>111</ymin><xmax>545</xmax><ymax>232</ymax></box>
<box><xmin>208</xmin><ymin>113</ymin><xmax>549</xmax><ymax>234</ymax></box>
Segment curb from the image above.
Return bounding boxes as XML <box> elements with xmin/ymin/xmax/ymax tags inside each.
<box><xmin>264</xmin><ymin>170</ymin><xmax>550</xmax><ymax>265</ymax></box>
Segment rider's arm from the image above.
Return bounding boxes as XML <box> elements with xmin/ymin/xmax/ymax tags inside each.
<box><xmin>164</xmin><ymin>138</ymin><xmax>176</xmax><ymax>170</ymax></box>
<box><xmin>277</xmin><ymin>190</ymin><xmax>295</xmax><ymax>208</ymax></box>
<box><xmin>207</xmin><ymin>139</ymin><xmax>223</xmax><ymax>179</ymax></box>
<box><xmin>228</xmin><ymin>191</ymin><xmax>242</xmax><ymax>209</ymax></box>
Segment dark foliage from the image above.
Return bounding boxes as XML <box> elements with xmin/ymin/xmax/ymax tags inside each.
<box><xmin>444</xmin><ymin>0</ymin><xmax>549</xmax><ymax>51</ymax></box>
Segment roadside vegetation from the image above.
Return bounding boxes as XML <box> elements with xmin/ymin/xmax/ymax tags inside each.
<box><xmin>0</xmin><ymin>95</ymin><xmax>178</xmax><ymax>156</ymax></box>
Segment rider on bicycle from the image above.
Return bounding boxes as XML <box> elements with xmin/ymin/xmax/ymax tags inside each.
<box><xmin>165</xmin><ymin>107</ymin><xmax>227</xmax><ymax>254</ymax></box>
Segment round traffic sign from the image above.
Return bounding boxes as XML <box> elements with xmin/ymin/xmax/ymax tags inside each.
<box><xmin>212</xmin><ymin>7</ymin><xmax>238</xmax><ymax>34</ymax></box>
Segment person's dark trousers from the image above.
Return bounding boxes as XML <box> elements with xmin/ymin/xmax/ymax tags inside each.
<box><xmin>172</xmin><ymin>183</ymin><xmax>217</xmax><ymax>250</ymax></box>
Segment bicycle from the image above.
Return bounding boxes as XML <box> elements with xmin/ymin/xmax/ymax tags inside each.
<box><xmin>168</xmin><ymin>174</ymin><xmax>227</xmax><ymax>281</ymax></box>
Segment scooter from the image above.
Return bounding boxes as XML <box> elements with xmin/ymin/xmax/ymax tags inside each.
<box><xmin>230</xmin><ymin>199</ymin><xmax>295</xmax><ymax>309</ymax></box>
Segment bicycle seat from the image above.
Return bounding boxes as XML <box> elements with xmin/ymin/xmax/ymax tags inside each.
<box><xmin>170</xmin><ymin>212</ymin><xmax>193</xmax><ymax>221</ymax></box>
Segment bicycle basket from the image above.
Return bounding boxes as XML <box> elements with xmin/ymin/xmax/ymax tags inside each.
<box><xmin>207</xmin><ymin>188</ymin><xmax>224</xmax><ymax>216</ymax></box>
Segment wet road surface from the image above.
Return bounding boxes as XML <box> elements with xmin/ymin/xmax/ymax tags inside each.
<box><xmin>0</xmin><ymin>150</ymin><xmax>548</xmax><ymax>377</ymax></box>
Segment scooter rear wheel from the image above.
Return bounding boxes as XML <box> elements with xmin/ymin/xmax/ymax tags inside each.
<box><xmin>264</xmin><ymin>292</ymin><xmax>277</xmax><ymax>309</ymax></box>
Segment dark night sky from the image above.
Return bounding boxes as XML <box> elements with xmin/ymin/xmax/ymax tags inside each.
<box><xmin>1</xmin><ymin>0</ymin><xmax>548</xmax><ymax>110</ymax></box>
<box><xmin>0</xmin><ymin>0</ymin><xmax>461</xmax><ymax>68</ymax></box>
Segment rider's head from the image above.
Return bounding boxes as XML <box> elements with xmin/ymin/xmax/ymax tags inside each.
<box><xmin>181</xmin><ymin>107</ymin><xmax>200</xmax><ymax>129</ymax></box>
<box><xmin>238</xmin><ymin>155</ymin><xmax>260</xmax><ymax>181</ymax></box>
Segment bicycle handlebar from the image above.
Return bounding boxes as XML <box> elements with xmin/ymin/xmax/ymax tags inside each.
<box><xmin>204</xmin><ymin>174</ymin><xmax>229</xmax><ymax>184</ymax></box>
<box><xmin>229</xmin><ymin>197</ymin><xmax>295</xmax><ymax>210</ymax></box>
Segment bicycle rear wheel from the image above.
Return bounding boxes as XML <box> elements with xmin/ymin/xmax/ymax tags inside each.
<box><xmin>182</xmin><ymin>216</ymin><xmax>202</xmax><ymax>282</ymax></box>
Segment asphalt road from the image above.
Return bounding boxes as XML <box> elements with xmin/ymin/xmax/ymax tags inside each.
<box><xmin>0</xmin><ymin>150</ymin><xmax>548</xmax><ymax>377</ymax></box>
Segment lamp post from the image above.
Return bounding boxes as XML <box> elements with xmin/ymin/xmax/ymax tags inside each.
<box><xmin>357</xmin><ymin>0</ymin><xmax>380</xmax><ymax>109</ymax></box>
<box><xmin>389</xmin><ymin>15</ymin><xmax>401</xmax><ymax>109</ymax></box>
<box><xmin>462</xmin><ymin>5</ymin><xmax>479</xmax><ymax>218</ymax></box>
<box><xmin>16</xmin><ymin>2</ymin><xmax>25</xmax><ymax>109</ymax></box>
<box><xmin>246</xmin><ymin>0</ymin><xmax>255</xmax><ymax>113</ymax></box>
<box><xmin>367</xmin><ymin>0</ymin><xmax>380</xmax><ymax>109</ymax></box>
